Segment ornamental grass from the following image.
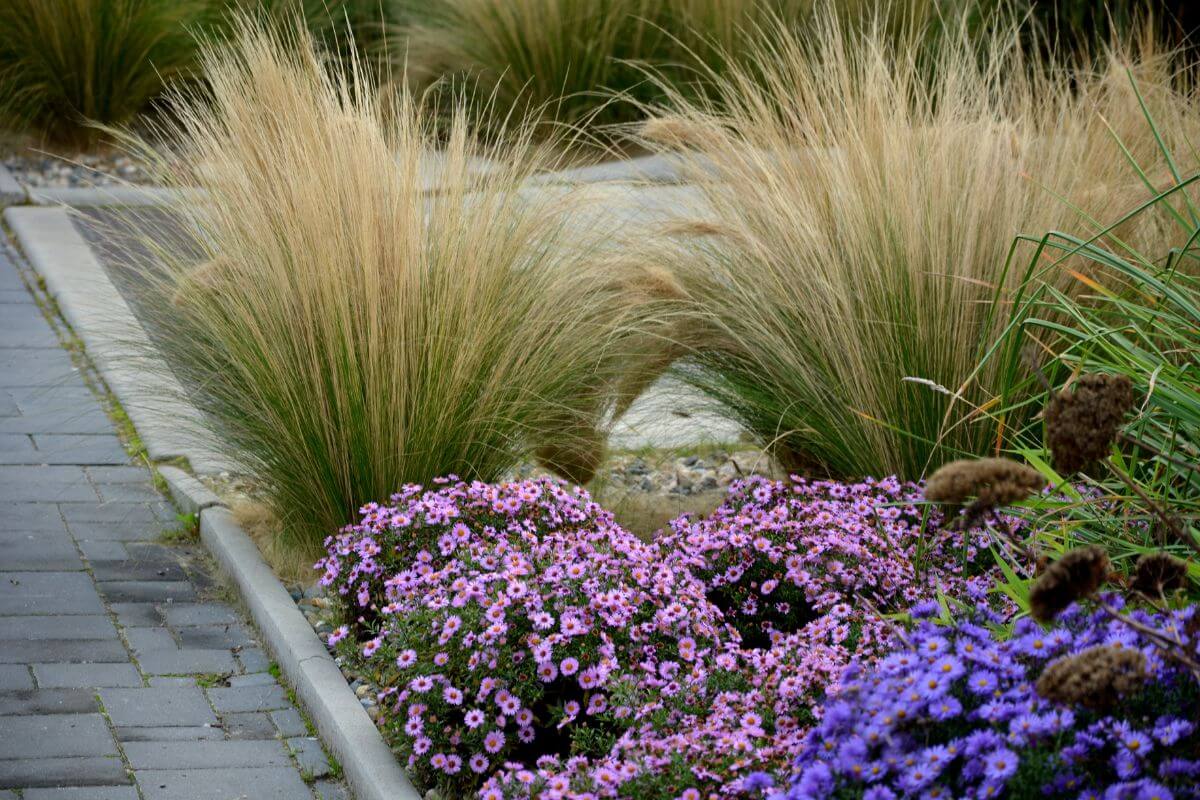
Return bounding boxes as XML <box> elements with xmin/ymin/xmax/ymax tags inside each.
<box><xmin>110</xmin><ymin>18</ymin><xmax>667</xmax><ymax>554</ymax></box>
<box><xmin>643</xmin><ymin>11</ymin><xmax>1198</xmax><ymax>481</ymax></box>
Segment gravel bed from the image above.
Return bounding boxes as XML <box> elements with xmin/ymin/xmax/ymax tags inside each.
<box><xmin>2</xmin><ymin>150</ymin><xmax>154</xmax><ymax>188</ymax></box>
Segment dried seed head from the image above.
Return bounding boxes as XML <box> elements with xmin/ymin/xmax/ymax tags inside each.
<box><xmin>1044</xmin><ymin>373</ymin><xmax>1134</xmax><ymax>474</ymax></box>
<box><xmin>639</xmin><ymin>115</ymin><xmax>711</xmax><ymax>150</ymax></box>
<box><xmin>924</xmin><ymin>457</ymin><xmax>1046</xmax><ymax>511</ymax></box>
<box><xmin>1028</xmin><ymin>545</ymin><xmax>1110</xmax><ymax>623</ymax></box>
<box><xmin>1131</xmin><ymin>552</ymin><xmax>1189</xmax><ymax>598</ymax></box>
<box><xmin>1036</xmin><ymin>645</ymin><xmax>1147</xmax><ymax>710</ymax></box>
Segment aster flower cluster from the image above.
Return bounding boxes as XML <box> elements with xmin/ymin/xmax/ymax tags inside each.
<box><xmin>785</xmin><ymin>600</ymin><xmax>1200</xmax><ymax>800</ymax></box>
<box><xmin>319</xmin><ymin>473</ymin><xmax>1024</xmax><ymax>799</ymax></box>
<box><xmin>655</xmin><ymin>475</ymin><xmax>1001</xmax><ymax>651</ymax></box>
<box><xmin>321</xmin><ymin>476</ymin><xmax>729</xmax><ymax>795</ymax></box>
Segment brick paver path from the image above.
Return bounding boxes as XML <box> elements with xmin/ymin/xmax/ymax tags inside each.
<box><xmin>0</xmin><ymin>244</ymin><xmax>348</xmax><ymax>799</ymax></box>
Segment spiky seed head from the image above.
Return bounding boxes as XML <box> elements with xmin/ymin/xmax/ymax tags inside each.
<box><xmin>1036</xmin><ymin>645</ymin><xmax>1146</xmax><ymax>710</ymax></box>
<box><xmin>638</xmin><ymin>115</ymin><xmax>711</xmax><ymax>150</ymax></box>
<box><xmin>1028</xmin><ymin>545</ymin><xmax>1110</xmax><ymax>623</ymax></box>
<box><xmin>1044</xmin><ymin>373</ymin><xmax>1134</xmax><ymax>474</ymax></box>
<box><xmin>1131</xmin><ymin>552</ymin><xmax>1189</xmax><ymax>598</ymax></box>
<box><xmin>924</xmin><ymin>457</ymin><xmax>1046</xmax><ymax>510</ymax></box>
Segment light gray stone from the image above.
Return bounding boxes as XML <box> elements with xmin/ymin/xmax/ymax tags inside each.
<box><xmin>221</xmin><ymin>711</ymin><xmax>276</xmax><ymax>740</ymax></box>
<box><xmin>0</xmin><ymin>714</ymin><xmax>116</xmax><ymax>759</ymax></box>
<box><xmin>0</xmin><ymin>639</ymin><xmax>128</xmax><ymax>664</ymax></box>
<box><xmin>136</xmin><ymin>767</ymin><xmax>312</xmax><ymax>800</ymax></box>
<box><xmin>96</xmin><ymin>581</ymin><xmax>196</xmax><ymax>604</ymax></box>
<box><xmin>161</xmin><ymin>604</ymin><xmax>238</xmax><ymax>628</ymax></box>
<box><xmin>136</xmin><ymin>649</ymin><xmax>236</xmax><ymax>676</ymax></box>
<box><xmin>0</xmin><ymin>665</ymin><xmax>32</xmax><ymax>692</ymax></box>
<box><xmin>29</xmin><ymin>434</ymin><xmax>129</xmax><ymax>466</ymax></box>
<box><xmin>228</xmin><ymin>672</ymin><xmax>276</xmax><ymax>688</ymax></box>
<box><xmin>0</xmin><ymin>615</ymin><xmax>117</xmax><ymax>641</ymax></box>
<box><xmin>206</xmin><ymin>685</ymin><xmax>290</xmax><ymax>713</ymax></box>
<box><xmin>108</xmin><ymin>603</ymin><xmax>162</xmax><ymax>628</ymax></box>
<box><xmin>269</xmin><ymin>708</ymin><xmax>307</xmax><ymax>739</ymax></box>
<box><xmin>97</xmin><ymin>687</ymin><xmax>217</xmax><ymax>728</ymax></box>
<box><xmin>115</xmin><ymin>725</ymin><xmax>221</xmax><ymax>742</ymax></box>
<box><xmin>287</xmin><ymin>736</ymin><xmax>331</xmax><ymax>778</ymax></box>
<box><xmin>0</xmin><ymin>756</ymin><xmax>129</xmax><ymax>789</ymax></box>
<box><xmin>122</xmin><ymin>739</ymin><xmax>291</xmax><ymax>769</ymax></box>
<box><xmin>24</xmin><ymin>788</ymin><xmax>139</xmax><ymax>800</ymax></box>
<box><xmin>0</xmin><ymin>688</ymin><xmax>98</xmax><ymax>715</ymax></box>
<box><xmin>0</xmin><ymin>572</ymin><xmax>104</xmax><ymax>615</ymax></box>
<box><xmin>34</xmin><ymin>663</ymin><xmax>142</xmax><ymax>689</ymax></box>
<box><xmin>0</xmin><ymin>529</ymin><xmax>83</xmax><ymax>571</ymax></box>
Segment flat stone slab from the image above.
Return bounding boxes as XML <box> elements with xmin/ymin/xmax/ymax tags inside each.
<box><xmin>0</xmin><ymin>688</ymin><xmax>99</xmax><ymax>715</ymax></box>
<box><xmin>122</xmin><ymin>740</ymin><xmax>291</xmax><ymax>770</ymax></box>
<box><xmin>33</xmin><ymin>663</ymin><xmax>142</xmax><ymax>689</ymax></box>
<box><xmin>0</xmin><ymin>757</ymin><xmax>129</xmax><ymax>789</ymax></box>
<box><xmin>0</xmin><ymin>639</ymin><xmax>129</xmax><ymax>664</ymax></box>
<box><xmin>0</xmin><ymin>615</ymin><xmax>118</xmax><ymax>641</ymax></box>
<box><xmin>136</xmin><ymin>767</ymin><xmax>311</xmax><ymax>800</ymax></box>
<box><xmin>0</xmin><ymin>666</ymin><xmax>33</xmax><ymax>692</ymax></box>
<box><xmin>205</xmin><ymin>685</ymin><xmax>290</xmax><ymax>714</ymax></box>
<box><xmin>24</xmin><ymin>788</ymin><xmax>139</xmax><ymax>800</ymax></box>
<box><xmin>0</xmin><ymin>714</ymin><xmax>116</xmax><ymax>760</ymax></box>
<box><xmin>0</xmin><ymin>572</ymin><xmax>104</xmax><ymax>615</ymax></box>
<box><xmin>97</xmin><ymin>688</ymin><xmax>217</xmax><ymax>728</ymax></box>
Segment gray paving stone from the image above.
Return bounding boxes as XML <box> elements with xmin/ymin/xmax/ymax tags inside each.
<box><xmin>161</xmin><ymin>604</ymin><xmax>238</xmax><ymax>628</ymax></box>
<box><xmin>0</xmin><ymin>530</ymin><xmax>82</xmax><ymax>570</ymax></box>
<box><xmin>24</xmin><ymin>788</ymin><xmax>139</xmax><ymax>800</ymax></box>
<box><xmin>76</xmin><ymin>540</ymin><xmax>128</xmax><ymax>561</ymax></box>
<box><xmin>177</xmin><ymin>624</ymin><xmax>254</xmax><ymax>651</ymax></box>
<box><xmin>115</xmin><ymin>725</ymin><xmax>221</xmax><ymax>741</ymax></box>
<box><xmin>97</xmin><ymin>688</ymin><xmax>217</xmax><ymax>728</ymax></box>
<box><xmin>84</xmin><ymin>467</ymin><xmax>150</xmax><ymax>484</ymax></box>
<box><xmin>0</xmin><ymin>466</ymin><xmax>97</xmax><ymax>503</ymax></box>
<box><xmin>228</xmin><ymin>672</ymin><xmax>276</xmax><ymax>688</ymax></box>
<box><xmin>90</xmin><ymin>559</ymin><xmax>186</xmax><ymax>582</ymax></box>
<box><xmin>96</xmin><ymin>581</ymin><xmax>196</xmax><ymax>604</ymax></box>
<box><xmin>65</xmin><ymin>522</ymin><xmax>165</xmax><ymax>543</ymax></box>
<box><xmin>0</xmin><ymin>434</ymin><xmax>36</xmax><ymax>462</ymax></box>
<box><xmin>0</xmin><ymin>689</ymin><xmax>98</xmax><ymax>715</ymax></box>
<box><xmin>0</xmin><ymin>502</ymin><xmax>65</xmax><ymax>530</ymax></box>
<box><xmin>0</xmin><ymin>348</ymin><xmax>78</xmax><ymax>389</ymax></box>
<box><xmin>221</xmin><ymin>711</ymin><xmax>276</xmax><ymax>740</ymax></box>
<box><xmin>123</xmin><ymin>739</ymin><xmax>291</xmax><ymax>769</ymax></box>
<box><xmin>314</xmin><ymin>780</ymin><xmax>350</xmax><ymax>800</ymax></box>
<box><xmin>108</xmin><ymin>603</ymin><xmax>162</xmax><ymax>628</ymax></box>
<box><xmin>60</xmin><ymin>502</ymin><xmax>170</xmax><ymax>525</ymax></box>
<box><xmin>0</xmin><ymin>756</ymin><xmax>129</xmax><ymax>789</ymax></box>
<box><xmin>33</xmin><ymin>663</ymin><xmax>142</xmax><ymax>689</ymax></box>
<box><xmin>0</xmin><ymin>666</ymin><xmax>32</xmax><ymax>692</ymax></box>
<box><xmin>0</xmin><ymin>714</ymin><xmax>116</xmax><ymax>759</ymax></box>
<box><xmin>146</xmin><ymin>677</ymin><xmax>195</xmax><ymax>688</ymax></box>
<box><xmin>0</xmin><ymin>572</ymin><xmax>104</xmax><ymax>615</ymax></box>
<box><xmin>136</xmin><ymin>649</ymin><xmax>236</xmax><ymax>676</ymax></box>
<box><xmin>0</xmin><ymin>615</ymin><xmax>117</xmax><ymax>641</ymax></box>
<box><xmin>136</xmin><ymin>767</ymin><xmax>311</xmax><ymax>800</ymax></box>
<box><xmin>268</xmin><ymin>707</ymin><xmax>307</xmax><ymax>739</ymax></box>
<box><xmin>95</xmin><ymin>483</ymin><xmax>162</xmax><ymax>504</ymax></box>
<box><xmin>29</xmin><ymin>435</ymin><xmax>129</xmax><ymax>466</ymax></box>
<box><xmin>205</xmin><ymin>685</ymin><xmax>290</xmax><ymax>714</ymax></box>
<box><xmin>287</xmin><ymin>736</ymin><xmax>330</xmax><ymax>778</ymax></box>
<box><xmin>125</xmin><ymin>627</ymin><xmax>176</xmax><ymax>653</ymax></box>
<box><xmin>236</xmin><ymin>648</ymin><xmax>270</xmax><ymax>674</ymax></box>
<box><xmin>0</xmin><ymin>639</ymin><xmax>128</xmax><ymax>664</ymax></box>
<box><xmin>0</xmin><ymin>290</ymin><xmax>31</xmax><ymax>304</ymax></box>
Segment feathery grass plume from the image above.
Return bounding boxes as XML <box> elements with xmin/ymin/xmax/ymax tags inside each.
<box><xmin>1028</xmin><ymin>546</ymin><xmax>1111</xmax><ymax>623</ymax></box>
<box><xmin>1045</xmin><ymin>373</ymin><xmax>1135</xmax><ymax>475</ymax></box>
<box><xmin>0</xmin><ymin>0</ymin><xmax>209</xmax><ymax>145</ymax></box>
<box><xmin>924</xmin><ymin>457</ymin><xmax>1046</xmax><ymax>511</ymax></box>
<box><xmin>1035</xmin><ymin>645</ymin><xmax>1147</xmax><ymax>711</ymax></box>
<box><xmin>106</xmin><ymin>17</ymin><xmax>670</xmax><ymax>555</ymax></box>
<box><xmin>1131</xmin><ymin>552</ymin><xmax>1189</xmax><ymax>598</ymax></box>
<box><xmin>640</xmin><ymin>8</ymin><xmax>1197</xmax><ymax>480</ymax></box>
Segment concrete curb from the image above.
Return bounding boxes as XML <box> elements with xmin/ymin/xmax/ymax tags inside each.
<box><xmin>26</xmin><ymin>185</ymin><xmax>204</xmax><ymax>207</ymax></box>
<box><xmin>0</xmin><ymin>164</ymin><xmax>28</xmax><ymax>206</ymax></box>
<box><xmin>202</xmin><ymin>507</ymin><xmax>419</xmax><ymax>800</ymax></box>
<box><xmin>3</xmin><ymin>206</ymin><xmax>230</xmax><ymax>473</ymax></box>
<box><xmin>158</xmin><ymin>464</ymin><xmax>225</xmax><ymax>516</ymax></box>
<box><xmin>7</xmin><ymin>203</ymin><xmax>421</xmax><ymax>800</ymax></box>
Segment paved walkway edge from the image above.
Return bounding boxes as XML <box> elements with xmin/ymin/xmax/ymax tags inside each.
<box><xmin>201</xmin><ymin>507</ymin><xmax>420</xmax><ymax>800</ymax></box>
<box><xmin>0</xmin><ymin>164</ymin><xmax>28</xmax><ymax>205</ymax></box>
<box><xmin>3</xmin><ymin>205</ymin><xmax>229</xmax><ymax>473</ymax></box>
<box><xmin>7</xmin><ymin>204</ymin><xmax>421</xmax><ymax>800</ymax></box>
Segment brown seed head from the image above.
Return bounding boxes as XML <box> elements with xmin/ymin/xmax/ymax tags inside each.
<box><xmin>1044</xmin><ymin>373</ymin><xmax>1133</xmax><ymax>474</ymax></box>
<box><xmin>639</xmin><ymin>115</ymin><xmax>712</xmax><ymax>150</ymax></box>
<box><xmin>1131</xmin><ymin>552</ymin><xmax>1189</xmax><ymax>598</ymax></box>
<box><xmin>924</xmin><ymin>457</ymin><xmax>1046</xmax><ymax>511</ymax></box>
<box><xmin>1036</xmin><ymin>645</ymin><xmax>1147</xmax><ymax>710</ymax></box>
<box><xmin>1028</xmin><ymin>545</ymin><xmax>1110</xmax><ymax>623</ymax></box>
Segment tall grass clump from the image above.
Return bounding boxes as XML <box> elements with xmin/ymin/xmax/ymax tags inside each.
<box><xmin>396</xmin><ymin>0</ymin><xmax>933</xmax><ymax>133</ymax></box>
<box><xmin>112</xmin><ymin>18</ymin><xmax>664</xmax><ymax>554</ymax></box>
<box><xmin>0</xmin><ymin>0</ymin><xmax>209</xmax><ymax>146</ymax></box>
<box><xmin>643</xmin><ymin>12</ymin><xmax>1198</xmax><ymax>480</ymax></box>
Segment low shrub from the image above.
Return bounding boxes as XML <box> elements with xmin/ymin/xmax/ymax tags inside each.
<box><xmin>323</xmin><ymin>478</ymin><xmax>728</xmax><ymax>796</ymax></box>
<box><xmin>324</xmin><ymin>474</ymin><xmax>1020</xmax><ymax>796</ymax></box>
<box><xmin>786</xmin><ymin>600</ymin><xmax>1200</xmax><ymax>800</ymax></box>
<box><xmin>112</xmin><ymin>19</ymin><xmax>666</xmax><ymax>553</ymax></box>
<box><xmin>655</xmin><ymin>474</ymin><xmax>1001</xmax><ymax>649</ymax></box>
